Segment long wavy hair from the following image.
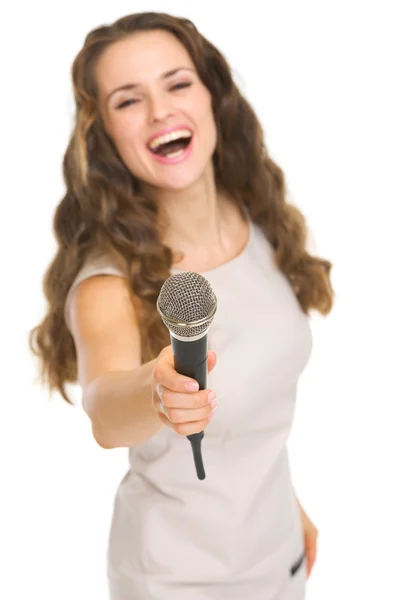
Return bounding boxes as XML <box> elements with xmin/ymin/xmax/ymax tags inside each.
<box><xmin>29</xmin><ymin>11</ymin><xmax>334</xmax><ymax>404</ymax></box>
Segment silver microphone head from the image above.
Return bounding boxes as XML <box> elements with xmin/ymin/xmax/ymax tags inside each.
<box><xmin>157</xmin><ymin>271</ymin><xmax>217</xmax><ymax>339</ymax></box>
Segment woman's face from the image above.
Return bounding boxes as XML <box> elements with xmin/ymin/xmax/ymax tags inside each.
<box><xmin>96</xmin><ymin>30</ymin><xmax>218</xmax><ymax>191</ymax></box>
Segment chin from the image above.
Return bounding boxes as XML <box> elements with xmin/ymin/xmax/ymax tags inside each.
<box><xmin>164</xmin><ymin>157</ymin><xmax>215</xmax><ymax>190</ymax></box>
<box><xmin>152</xmin><ymin>169</ymin><xmax>207</xmax><ymax>192</ymax></box>
<box><xmin>160</xmin><ymin>178</ymin><xmax>200</xmax><ymax>191</ymax></box>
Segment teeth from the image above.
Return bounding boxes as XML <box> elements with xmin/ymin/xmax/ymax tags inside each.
<box><xmin>149</xmin><ymin>129</ymin><xmax>192</xmax><ymax>151</ymax></box>
<box><xmin>164</xmin><ymin>149</ymin><xmax>186</xmax><ymax>159</ymax></box>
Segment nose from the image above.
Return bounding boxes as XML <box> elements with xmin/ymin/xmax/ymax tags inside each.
<box><xmin>147</xmin><ymin>91</ymin><xmax>174</xmax><ymax>123</ymax></box>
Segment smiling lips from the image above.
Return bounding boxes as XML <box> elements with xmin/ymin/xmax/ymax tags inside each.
<box><xmin>147</xmin><ymin>126</ymin><xmax>194</xmax><ymax>164</ymax></box>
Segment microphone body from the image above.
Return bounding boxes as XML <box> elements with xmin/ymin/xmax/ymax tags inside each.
<box><xmin>171</xmin><ymin>333</ymin><xmax>208</xmax><ymax>480</ymax></box>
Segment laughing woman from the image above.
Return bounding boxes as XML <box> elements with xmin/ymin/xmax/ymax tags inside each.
<box><xmin>30</xmin><ymin>11</ymin><xmax>334</xmax><ymax>600</ymax></box>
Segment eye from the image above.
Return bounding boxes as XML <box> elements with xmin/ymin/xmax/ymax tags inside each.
<box><xmin>117</xmin><ymin>98</ymin><xmax>139</xmax><ymax>110</ymax></box>
<box><xmin>170</xmin><ymin>82</ymin><xmax>192</xmax><ymax>91</ymax></box>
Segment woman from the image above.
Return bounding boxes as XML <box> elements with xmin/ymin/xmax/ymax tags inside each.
<box><xmin>30</xmin><ymin>11</ymin><xmax>334</xmax><ymax>599</ymax></box>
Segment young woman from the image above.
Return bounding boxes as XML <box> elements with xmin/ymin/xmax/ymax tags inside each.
<box><xmin>30</xmin><ymin>11</ymin><xmax>334</xmax><ymax>599</ymax></box>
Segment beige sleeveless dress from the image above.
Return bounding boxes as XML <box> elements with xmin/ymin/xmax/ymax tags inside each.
<box><xmin>65</xmin><ymin>217</ymin><xmax>312</xmax><ymax>599</ymax></box>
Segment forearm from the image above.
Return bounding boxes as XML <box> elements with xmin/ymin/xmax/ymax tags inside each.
<box><xmin>82</xmin><ymin>358</ymin><xmax>165</xmax><ymax>449</ymax></box>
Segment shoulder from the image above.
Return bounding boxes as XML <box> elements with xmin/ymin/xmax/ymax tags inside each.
<box><xmin>64</xmin><ymin>250</ymin><xmax>126</xmax><ymax>332</ymax></box>
<box><xmin>67</xmin><ymin>266</ymin><xmax>142</xmax><ymax>389</ymax></box>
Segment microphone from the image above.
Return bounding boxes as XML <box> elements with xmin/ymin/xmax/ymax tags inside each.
<box><xmin>156</xmin><ymin>271</ymin><xmax>217</xmax><ymax>480</ymax></box>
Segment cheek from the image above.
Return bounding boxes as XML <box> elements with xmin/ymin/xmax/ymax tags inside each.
<box><xmin>113</xmin><ymin>119</ymin><xmax>137</xmax><ymax>144</ymax></box>
<box><xmin>192</xmin><ymin>92</ymin><xmax>217</xmax><ymax>144</ymax></box>
<box><xmin>204</xmin><ymin>109</ymin><xmax>218</xmax><ymax>152</ymax></box>
<box><xmin>198</xmin><ymin>90</ymin><xmax>213</xmax><ymax>118</ymax></box>
<box><xmin>110</xmin><ymin>120</ymin><xmax>143</xmax><ymax>160</ymax></box>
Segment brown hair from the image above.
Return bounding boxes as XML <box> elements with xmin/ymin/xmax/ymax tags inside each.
<box><xmin>29</xmin><ymin>11</ymin><xmax>334</xmax><ymax>404</ymax></box>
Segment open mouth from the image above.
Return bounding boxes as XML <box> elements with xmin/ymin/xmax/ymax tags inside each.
<box><xmin>149</xmin><ymin>134</ymin><xmax>193</xmax><ymax>158</ymax></box>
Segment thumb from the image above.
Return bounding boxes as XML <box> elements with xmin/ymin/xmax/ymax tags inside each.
<box><xmin>207</xmin><ymin>350</ymin><xmax>217</xmax><ymax>373</ymax></box>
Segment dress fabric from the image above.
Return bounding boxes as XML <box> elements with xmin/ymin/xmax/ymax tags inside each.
<box><xmin>65</xmin><ymin>218</ymin><xmax>313</xmax><ymax>599</ymax></box>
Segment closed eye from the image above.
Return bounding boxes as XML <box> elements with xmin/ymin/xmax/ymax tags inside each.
<box><xmin>116</xmin><ymin>82</ymin><xmax>193</xmax><ymax>110</ymax></box>
<box><xmin>171</xmin><ymin>82</ymin><xmax>192</xmax><ymax>91</ymax></box>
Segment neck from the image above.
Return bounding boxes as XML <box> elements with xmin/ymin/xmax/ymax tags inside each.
<box><xmin>140</xmin><ymin>165</ymin><xmax>236</xmax><ymax>251</ymax></box>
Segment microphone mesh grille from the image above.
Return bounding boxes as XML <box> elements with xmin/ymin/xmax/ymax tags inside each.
<box><xmin>157</xmin><ymin>271</ymin><xmax>216</xmax><ymax>338</ymax></box>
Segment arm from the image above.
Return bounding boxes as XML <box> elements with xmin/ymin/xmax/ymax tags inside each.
<box><xmin>69</xmin><ymin>275</ymin><xmax>164</xmax><ymax>449</ymax></box>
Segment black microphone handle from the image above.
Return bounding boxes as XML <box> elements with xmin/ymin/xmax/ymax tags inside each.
<box><xmin>170</xmin><ymin>334</ymin><xmax>208</xmax><ymax>481</ymax></box>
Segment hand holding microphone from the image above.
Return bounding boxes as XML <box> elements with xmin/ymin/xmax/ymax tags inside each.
<box><xmin>151</xmin><ymin>345</ymin><xmax>218</xmax><ymax>435</ymax></box>
<box><xmin>155</xmin><ymin>271</ymin><xmax>218</xmax><ymax>480</ymax></box>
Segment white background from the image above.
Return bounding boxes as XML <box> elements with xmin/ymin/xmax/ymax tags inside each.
<box><xmin>1</xmin><ymin>1</ymin><xmax>399</xmax><ymax>598</ymax></box>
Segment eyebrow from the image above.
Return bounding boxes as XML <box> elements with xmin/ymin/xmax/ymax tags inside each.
<box><xmin>107</xmin><ymin>67</ymin><xmax>195</xmax><ymax>103</ymax></box>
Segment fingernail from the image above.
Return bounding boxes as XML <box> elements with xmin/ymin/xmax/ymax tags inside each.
<box><xmin>208</xmin><ymin>391</ymin><xmax>216</xmax><ymax>403</ymax></box>
<box><xmin>185</xmin><ymin>381</ymin><xmax>199</xmax><ymax>392</ymax></box>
